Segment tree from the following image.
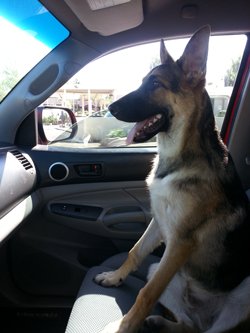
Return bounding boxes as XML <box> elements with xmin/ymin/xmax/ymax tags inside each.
<box><xmin>0</xmin><ymin>67</ymin><xmax>20</xmax><ymax>101</ymax></box>
<box><xmin>224</xmin><ymin>57</ymin><xmax>241</xmax><ymax>87</ymax></box>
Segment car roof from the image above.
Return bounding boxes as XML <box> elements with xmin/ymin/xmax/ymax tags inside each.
<box><xmin>42</xmin><ymin>0</ymin><xmax>250</xmax><ymax>56</ymax></box>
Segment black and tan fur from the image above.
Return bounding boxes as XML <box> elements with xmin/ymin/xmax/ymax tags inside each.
<box><xmin>95</xmin><ymin>26</ymin><xmax>250</xmax><ymax>333</ymax></box>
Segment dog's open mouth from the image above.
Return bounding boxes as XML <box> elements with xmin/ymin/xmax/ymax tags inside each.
<box><xmin>126</xmin><ymin>113</ymin><xmax>165</xmax><ymax>144</ymax></box>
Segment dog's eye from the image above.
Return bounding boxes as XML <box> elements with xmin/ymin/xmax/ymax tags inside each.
<box><xmin>152</xmin><ymin>80</ymin><xmax>163</xmax><ymax>89</ymax></box>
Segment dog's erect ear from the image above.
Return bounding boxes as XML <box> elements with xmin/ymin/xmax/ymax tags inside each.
<box><xmin>178</xmin><ymin>25</ymin><xmax>210</xmax><ymax>87</ymax></box>
<box><xmin>160</xmin><ymin>39</ymin><xmax>175</xmax><ymax>66</ymax></box>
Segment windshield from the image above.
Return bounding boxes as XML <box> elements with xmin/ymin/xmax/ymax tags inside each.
<box><xmin>0</xmin><ymin>0</ymin><xmax>69</xmax><ymax>102</ymax></box>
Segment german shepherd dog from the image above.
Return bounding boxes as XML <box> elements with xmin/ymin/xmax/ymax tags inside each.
<box><xmin>95</xmin><ymin>26</ymin><xmax>250</xmax><ymax>333</ymax></box>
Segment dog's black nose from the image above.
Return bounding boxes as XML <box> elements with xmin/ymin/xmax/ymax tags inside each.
<box><xmin>108</xmin><ymin>102</ymin><xmax>120</xmax><ymax>117</ymax></box>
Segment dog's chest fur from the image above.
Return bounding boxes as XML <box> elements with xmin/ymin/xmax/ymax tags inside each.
<box><xmin>147</xmin><ymin>167</ymin><xmax>191</xmax><ymax>235</ymax></box>
<box><xmin>146</xmin><ymin>132</ymin><xmax>213</xmax><ymax>242</ymax></box>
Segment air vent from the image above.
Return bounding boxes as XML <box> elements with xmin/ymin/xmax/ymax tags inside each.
<box><xmin>10</xmin><ymin>150</ymin><xmax>33</xmax><ymax>171</ymax></box>
<box><xmin>49</xmin><ymin>162</ymin><xmax>69</xmax><ymax>182</ymax></box>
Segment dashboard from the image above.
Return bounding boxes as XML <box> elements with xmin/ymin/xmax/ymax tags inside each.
<box><xmin>0</xmin><ymin>146</ymin><xmax>37</xmax><ymax>241</ymax></box>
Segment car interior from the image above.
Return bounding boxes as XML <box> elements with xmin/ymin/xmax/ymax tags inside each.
<box><xmin>0</xmin><ymin>0</ymin><xmax>250</xmax><ymax>332</ymax></box>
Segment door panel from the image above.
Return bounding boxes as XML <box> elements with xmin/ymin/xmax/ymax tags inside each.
<box><xmin>43</xmin><ymin>182</ymin><xmax>151</xmax><ymax>239</ymax></box>
<box><xmin>3</xmin><ymin>146</ymin><xmax>154</xmax><ymax>307</ymax></box>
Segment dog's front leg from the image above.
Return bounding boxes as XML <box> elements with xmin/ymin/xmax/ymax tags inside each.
<box><xmin>95</xmin><ymin>218</ymin><xmax>162</xmax><ymax>287</ymax></box>
<box><xmin>104</xmin><ymin>238</ymin><xmax>195</xmax><ymax>333</ymax></box>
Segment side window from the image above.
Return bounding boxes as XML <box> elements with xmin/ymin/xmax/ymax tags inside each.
<box><xmin>40</xmin><ymin>34</ymin><xmax>247</xmax><ymax>148</ymax></box>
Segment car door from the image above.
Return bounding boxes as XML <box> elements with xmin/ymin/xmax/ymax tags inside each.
<box><xmin>8</xmin><ymin>148</ymin><xmax>154</xmax><ymax>293</ymax></box>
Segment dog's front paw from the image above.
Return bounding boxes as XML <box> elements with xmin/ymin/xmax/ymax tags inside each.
<box><xmin>94</xmin><ymin>270</ymin><xmax>124</xmax><ymax>287</ymax></box>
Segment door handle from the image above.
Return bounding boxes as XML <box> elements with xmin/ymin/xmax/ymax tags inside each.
<box><xmin>103</xmin><ymin>206</ymin><xmax>146</xmax><ymax>232</ymax></box>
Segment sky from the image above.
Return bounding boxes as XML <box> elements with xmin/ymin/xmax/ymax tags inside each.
<box><xmin>0</xmin><ymin>15</ymin><xmax>247</xmax><ymax>99</ymax></box>
<box><xmin>0</xmin><ymin>16</ymin><xmax>49</xmax><ymax>75</ymax></box>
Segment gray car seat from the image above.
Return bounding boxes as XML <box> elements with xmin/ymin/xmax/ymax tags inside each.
<box><xmin>65</xmin><ymin>252</ymin><xmax>161</xmax><ymax>333</ymax></box>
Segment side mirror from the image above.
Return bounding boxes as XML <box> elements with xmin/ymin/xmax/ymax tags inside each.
<box><xmin>37</xmin><ymin>106</ymin><xmax>77</xmax><ymax>144</ymax></box>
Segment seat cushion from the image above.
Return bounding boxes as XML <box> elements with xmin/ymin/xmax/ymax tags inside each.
<box><xmin>65</xmin><ymin>253</ymin><xmax>161</xmax><ymax>333</ymax></box>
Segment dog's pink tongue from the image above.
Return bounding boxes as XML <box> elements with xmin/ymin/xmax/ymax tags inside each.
<box><xmin>126</xmin><ymin>120</ymin><xmax>148</xmax><ymax>145</ymax></box>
